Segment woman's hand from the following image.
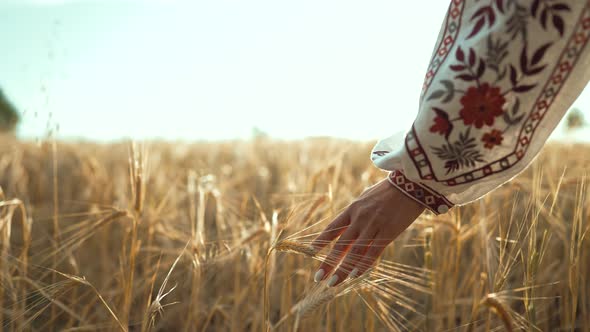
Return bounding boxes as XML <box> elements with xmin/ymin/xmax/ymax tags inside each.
<box><xmin>311</xmin><ymin>178</ymin><xmax>425</xmax><ymax>287</ymax></box>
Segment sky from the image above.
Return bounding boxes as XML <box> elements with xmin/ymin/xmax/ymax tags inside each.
<box><xmin>0</xmin><ymin>0</ymin><xmax>588</xmax><ymax>142</ymax></box>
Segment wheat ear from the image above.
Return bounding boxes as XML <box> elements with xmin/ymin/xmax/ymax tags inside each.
<box><xmin>273</xmin><ymin>240</ymin><xmax>317</xmax><ymax>257</ymax></box>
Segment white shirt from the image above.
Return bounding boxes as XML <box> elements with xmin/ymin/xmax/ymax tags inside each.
<box><xmin>371</xmin><ymin>0</ymin><xmax>590</xmax><ymax>214</ymax></box>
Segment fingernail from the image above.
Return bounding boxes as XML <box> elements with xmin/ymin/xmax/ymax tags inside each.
<box><xmin>327</xmin><ymin>275</ymin><xmax>339</xmax><ymax>287</ymax></box>
<box><xmin>314</xmin><ymin>269</ymin><xmax>325</xmax><ymax>283</ymax></box>
<box><xmin>349</xmin><ymin>268</ymin><xmax>359</xmax><ymax>279</ymax></box>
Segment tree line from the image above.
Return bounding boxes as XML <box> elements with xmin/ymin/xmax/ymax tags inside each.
<box><xmin>0</xmin><ymin>89</ymin><xmax>20</xmax><ymax>133</ymax></box>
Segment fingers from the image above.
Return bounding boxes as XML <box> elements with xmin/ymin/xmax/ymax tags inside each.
<box><xmin>314</xmin><ymin>226</ymin><xmax>359</xmax><ymax>284</ymax></box>
<box><xmin>311</xmin><ymin>210</ymin><xmax>350</xmax><ymax>252</ymax></box>
<box><xmin>354</xmin><ymin>239</ymin><xmax>387</xmax><ymax>277</ymax></box>
<box><xmin>329</xmin><ymin>231</ymin><xmax>374</xmax><ymax>287</ymax></box>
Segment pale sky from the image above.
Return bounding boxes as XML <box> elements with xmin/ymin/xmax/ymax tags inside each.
<box><xmin>1</xmin><ymin>0</ymin><xmax>588</xmax><ymax>141</ymax></box>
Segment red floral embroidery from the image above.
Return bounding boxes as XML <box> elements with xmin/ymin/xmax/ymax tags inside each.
<box><xmin>429</xmin><ymin>108</ymin><xmax>453</xmax><ymax>139</ymax></box>
<box><xmin>409</xmin><ymin>0</ymin><xmax>589</xmax><ymax>180</ymax></box>
<box><xmin>481</xmin><ymin>129</ymin><xmax>504</xmax><ymax>149</ymax></box>
<box><xmin>459</xmin><ymin>83</ymin><xmax>506</xmax><ymax>128</ymax></box>
<box><xmin>430</xmin><ymin>116</ymin><xmax>450</xmax><ymax>135</ymax></box>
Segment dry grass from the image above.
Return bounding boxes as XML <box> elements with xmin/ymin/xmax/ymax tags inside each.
<box><xmin>0</xmin><ymin>135</ymin><xmax>589</xmax><ymax>331</ymax></box>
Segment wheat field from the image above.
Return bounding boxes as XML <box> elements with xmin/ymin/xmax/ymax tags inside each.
<box><xmin>0</xmin><ymin>135</ymin><xmax>589</xmax><ymax>331</ymax></box>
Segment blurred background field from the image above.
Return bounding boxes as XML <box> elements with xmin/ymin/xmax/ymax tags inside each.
<box><xmin>0</xmin><ymin>136</ymin><xmax>588</xmax><ymax>331</ymax></box>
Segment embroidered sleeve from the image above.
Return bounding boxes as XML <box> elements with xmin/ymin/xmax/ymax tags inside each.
<box><xmin>372</xmin><ymin>0</ymin><xmax>590</xmax><ymax>214</ymax></box>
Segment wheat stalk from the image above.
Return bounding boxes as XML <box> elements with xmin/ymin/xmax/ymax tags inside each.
<box><xmin>49</xmin><ymin>269</ymin><xmax>128</xmax><ymax>332</ymax></box>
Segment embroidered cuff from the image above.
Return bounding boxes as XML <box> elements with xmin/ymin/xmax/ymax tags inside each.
<box><xmin>387</xmin><ymin>170</ymin><xmax>454</xmax><ymax>215</ymax></box>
